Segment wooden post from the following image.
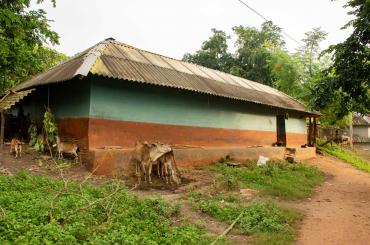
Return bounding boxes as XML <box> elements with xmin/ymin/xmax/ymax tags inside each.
<box><xmin>0</xmin><ymin>111</ymin><xmax>4</xmax><ymax>149</ymax></box>
<box><xmin>313</xmin><ymin>117</ymin><xmax>317</xmax><ymax>146</ymax></box>
<box><xmin>349</xmin><ymin>112</ymin><xmax>354</xmax><ymax>149</ymax></box>
<box><xmin>308</xmin><ymin>117</ymin><xmax>312</xmax><ymax>146</ymax></box>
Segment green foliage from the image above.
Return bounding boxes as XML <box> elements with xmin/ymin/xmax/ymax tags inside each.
<box><xmin>312</xmin><ymin>0</ymin><xmax>370</xmax><ymax>118</ymax></box>
<box><xmin>296</xmin><ymin>28</ymin><xmax>328</xmax><ymax>78</ymax></box>
<box><xmin>183</xmin><ymin>21</ymin><xmax>286</xmax><ymax>86</ymax></box>
<box><xmin>28</xmin><ymin>121</ymin><xmax>38</xmax><ymax>146</ymax></box>
<box><xmin>210</xmin><ymin>161</ymin><xmax>324</xmax><ymax>200</ymax></box>
<box><xmin>233</xmin><ymin>21</ymin><xmax>285</xmax><ymax>86</ymax></box>
<box><xmin>34</xmin><ymin>134</ymin><xmax>45</xmax><ymax>152</ymax></box>
<box><xmin>318</xmin><ymin>140</ymin><xmax>370</xmax><ymax>173</ymax></box>
<box><xmin>0</xmin><ymin>173</ymin><xmax>211</xmax><ymax>244</ymax></box>
<box><xmin>43</xmin><ymin>108</ymin><xmax>58</xmax><ymax>144</ymax></box>
<box><xmin>0</xmin><ymin>0</ymin><xmax>66</xmax><ymax>93</ymax></box>
<box><xmin>269</xmin><ymin>49</ymin><xmax>304</xmax><ymax>98</ymax></box>
<box><xmin>189</xmin><ymin>192</ymin><xmax>301</xmax><ymax>244</ymax></box>
<box><xmin>183</xmin><ymin>29</ymin><xmax>235</xmax><ymax>73</ymax></box>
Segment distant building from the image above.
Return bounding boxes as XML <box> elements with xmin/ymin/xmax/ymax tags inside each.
<box><xmin>353</xmin><ymin>113</ymin><xmax>370</xmax><ymax>143</ymax></box>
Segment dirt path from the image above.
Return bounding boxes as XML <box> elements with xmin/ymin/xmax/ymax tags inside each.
<box><xmin>295</xmin><ymin>155</ymin><xmax>370</xmax><ymax>245</ymax></box>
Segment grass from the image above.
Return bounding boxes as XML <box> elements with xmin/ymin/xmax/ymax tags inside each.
<box><xmin>210</xmin><ymin>160</ymin><xmax>325</xmax><ymax>200</ymax></box>
<box><xmin>0</xmin><ymin>172</ymin><xmax>211</xmax><ymax>244</ymax></box>
<box><xmin>189</xmin><ymin>192</ymin><xmax>302</xmax><ymax>245</ymax></box>
<box><xmin>318</xmin><ymin>141</ymin><xmax>370</xmax><ymax>173</ymax></box>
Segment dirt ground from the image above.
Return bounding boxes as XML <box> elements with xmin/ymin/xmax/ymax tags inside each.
<box><xmin>1</xmin><ymin>145</ymin><xmax>370</xmax><ymax>244</ymax></box>
<box><xmin>293</xmin><ymin>155</ymin><xmax>370</xmax><ymax>245</ymax></box>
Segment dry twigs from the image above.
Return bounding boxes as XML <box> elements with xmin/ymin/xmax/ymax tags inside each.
<box><xmin>48</xmin><ymin>162</ymin><xmax>123</xmax><ymax>225</ymax></box>
<box><xmin>49</xmin><ymin>170</ymin><xmax>68</xmax><ymax>221</ymax></box>
<box><xmin>210</xmin><ymin>212</ymin><xmax>244</xmax><ymax>245</ymax></box>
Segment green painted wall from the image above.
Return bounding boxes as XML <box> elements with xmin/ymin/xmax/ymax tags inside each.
<box><xmin>19</xmin><ymin>79</ymin><xmax>91</xmax><ymax>119</ymax></box>
<box><xmin>50</xmin><ymin>79</ymin><xmax>91</xmax><ymax>118</ymax></box>
<box><xmin>89</xmin><ymin>77</ymin><xmax>307</xmax><ymax>134</ymax></box>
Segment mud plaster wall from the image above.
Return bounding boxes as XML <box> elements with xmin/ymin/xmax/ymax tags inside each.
<box><xmin>88</xmin><ymin>77</ymin><xmax>308</xmax><ymax>148</ymax></box>
<box><xmin>89</xmin><ymin>146</ymin><xmax>317</xmax><ymax>175</ymax></box>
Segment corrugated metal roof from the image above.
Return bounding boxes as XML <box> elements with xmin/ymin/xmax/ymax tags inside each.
<box><xmin>0</xmin><ymin>89</ymin><xmax>35</xmax><ymax>111</ymax></box>
<box><xmin>13</xmin><ymin>38</ymin><xmax>313</xmax><ymax>114</ymax></box>
<box><xmin>353</xmin><ymin>113</ymin><xmax>370</xmax><ymax>126</ymax></box>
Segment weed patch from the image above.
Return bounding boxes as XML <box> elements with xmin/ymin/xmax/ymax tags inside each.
<box><xmin>210</xmin><ymin>161</ymin><xmax>324</xmax><ymax>200</ymax></box>
<box><xmin>189</xmin><ymin>192</ymin><xmax>301</xmax><ymax>244</ymax></box>
<box><xmin>0</xmin><ymin>172</ymin><xmax>211</xmax><ymax>244</ymax></box>
<box><xmin>318</xmin><ymin>142</ymin><xmax>370</xmax><ymax>173</ymax></box>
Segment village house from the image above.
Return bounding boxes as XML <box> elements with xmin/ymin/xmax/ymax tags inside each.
<box><xmin>353</xmin><ymin>113</ymin><xmax>370</xmax><ymax>143</ymax></box>
<box><xmin>4</xmin><ymin>38</ymin><xmax>318</xmax><ymax>174</ymax></box>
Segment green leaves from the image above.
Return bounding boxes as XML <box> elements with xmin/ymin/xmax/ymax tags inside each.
<box><xmin>0</xmin><ymin>0</ymin><xmax>64</xmax><ymax>94</ymax></box>
<box><xmin>0</xmin><ymin>173</ymin><xmax>211</xmax><ymax>244</ymax></box>
<box><xmin>43</xmin><ymin>109</ymin><xmax>58</xmax><ymax>144</ymax></box>
<box><xmin>313</xmin><ymin>0</ymin><xmax>370</xmax><ymax>118</ymax></box>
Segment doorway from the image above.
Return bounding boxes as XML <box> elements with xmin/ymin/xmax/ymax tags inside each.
<box><xmin>276</xmin><ymin>115</ymin><xmax>286</xmax><ymax>146</ymax></box>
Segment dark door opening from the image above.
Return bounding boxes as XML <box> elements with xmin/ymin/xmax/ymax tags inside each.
<box><xmin>276</xmin><ymin>115</ymin><xmax>286</xmax><ymax>146</ymax></box>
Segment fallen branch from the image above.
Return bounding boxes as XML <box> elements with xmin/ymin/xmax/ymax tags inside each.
<box><xmin>65</xmin><ymin>181</ymin><xmax>121</xmax><ymax>221</ymax></box>
<box><xmin>210</xmin><ymin>212</ymin><xmax>244</xmax><ymax>245</ymax></box>
<box><xmin>49</xmin><ymin>170</ymin><xmax>68</xmax><ymax>221</ymax></box>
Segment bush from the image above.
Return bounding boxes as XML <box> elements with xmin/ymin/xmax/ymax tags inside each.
<box><xmin>189</xmin><ymin>192</ymin><xmax>301</xmax><ymax>244</ymax></box>
<box><xmin>318</xmin><ymin>141</ymin><xmax>370</xmax><ymax>173</ymax></box>
<box><xmin>209</xmin><ymin>161</ymin><xmax>324</xmax><ymax>200</ymax></box>
<box><xmin>0</xmin><ymin>173</ymin><xmax>211</xmax><ymax>244</ymax></box>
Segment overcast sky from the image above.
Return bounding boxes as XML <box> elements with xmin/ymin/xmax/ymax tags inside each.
<box><xmin>36</xmin><ymin>0</ymin><xmax>353</xmax><ymax>59</ymax></box>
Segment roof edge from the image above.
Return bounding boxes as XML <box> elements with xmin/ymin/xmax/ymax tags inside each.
<box><xmin>73</xmin><ymin>39</ymin><xmax>111</xmax><ymax>76</ymax></box>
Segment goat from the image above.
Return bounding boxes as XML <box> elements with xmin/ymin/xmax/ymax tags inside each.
<box><xmin>10</xmin><ymin>138</ymin><xmax>22</xmax><ymax>158</ymax></box>
<box><xmin>53</xmin><ymin>136</ymin><xmax>78</xmax><ymax>161</ymax></box>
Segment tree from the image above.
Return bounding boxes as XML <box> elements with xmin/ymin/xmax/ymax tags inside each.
<box><xmin>296</xmin><ymin>28</ymin><xmax>328</xmax><ymax>78</ymax></box>
<box><xmin>0</xmin><ymin>0</ymin><xmax>60</xmax><ymax>93</ymax></box>
<box><xmin>183</xmin><ymin>21</ymin><xmax>286</xmax><ymax>86</ymax></box>
<box><xmin>268</xmin><ymin>49</ymin><xmax>304</xmax><ymax>98</ymax></box>
<box><xmin>312</xmin><ymin>0</ymin><xmax>369</xmax><ymax>118</ymax></box>
<box><xmin>182</xmin><ymin>29</ymin><xmax>235</xmax><ymax>73</ymax></box>
<box><xmin>233</xmin><ymin>21</ymin><xmax>285</xmax><ymax>86</ymax></box>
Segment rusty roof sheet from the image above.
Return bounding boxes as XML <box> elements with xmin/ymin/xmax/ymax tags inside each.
<box><xmin>353</xmin><ymin>113</ymin><xmax>370</xmax><ymax>126</ymax></box>
<box><xmin>13</xmin><ymin>38</ymin><xmax>312</xmax><ymax>113</ymax></box>
<box><xmin>0</xmin><ymin>89</ymin><xmax>35</xmax><ymax>111</ymax></box>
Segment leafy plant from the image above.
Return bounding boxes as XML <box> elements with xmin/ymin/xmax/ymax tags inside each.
<box><xmin>34</xmin><ymin>134</ymin><xmax>45</xmax><ymax>152</ymax></box>
<box><xmin>28</xmin><ymin>121</ymin><xmax>38</xmax><ymax>146</ymax></box>
<box><xmin>0</xmin><ymin>173</ymin><xmax>212</xmax><ymax>244</ymax></box>
<box><xmin>43</xmin><ymin>108</ymin><xmax>58</xmax><ymax>145</ymax></box>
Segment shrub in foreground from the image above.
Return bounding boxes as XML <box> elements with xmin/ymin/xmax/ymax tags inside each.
<box><xmin>0</xmin><ymin>172</ymin><xmax>210</xmax><ymax>244</ymax></box>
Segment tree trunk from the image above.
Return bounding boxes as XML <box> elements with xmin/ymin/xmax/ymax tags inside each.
<box><xmin>349</xmin><ymin>112</ymin><xmax>353</xmax><ymax>149</ymax></box>
<box><xmin>0</xmin><ymin>111</ymin><xmax>4</xmax><ymax>149</ymax></box>
<box><xmin>313</xmin><ymin>117</ymin><xmax>317</xmax><ymax>146</ymax></box>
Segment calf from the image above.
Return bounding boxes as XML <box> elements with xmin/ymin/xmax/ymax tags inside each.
<box><xmin>53</xmin><ymin>136</ymin><xmax>78</xmax><ymax>161</ymax></box>
<box><xmin>157</xmin><ymin>150</ymin><xmax>181</xmax><ymax>185</ymax></box>
<box><xmin>133</xmin><ymin>141</ymin><xmax>154</xmax><ymax>184</ymax></box>
<box><xmin>10</xmin><ymin>138</ymin><xmax>22</xmax><ymax>158</ymax></box>
<box><xmin>133</xmin><ymin>141</ymin><xmax>181</xmax><ymax>185</ymax></box>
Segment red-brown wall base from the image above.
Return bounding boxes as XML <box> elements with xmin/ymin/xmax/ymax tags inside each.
<box><xmin>88</xmin><ymin>118</ymin><xmax>307</xmax><ymax>148</ymax></box>
<box><xmin>89</xmin><ymin>146</ymin><xmax>316</xmax><ymax>175</ymax></box>
<box><xmin>56</xmin><ymin>117</ymin><xmax>311</xmax><ymax>175</ymax></box>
